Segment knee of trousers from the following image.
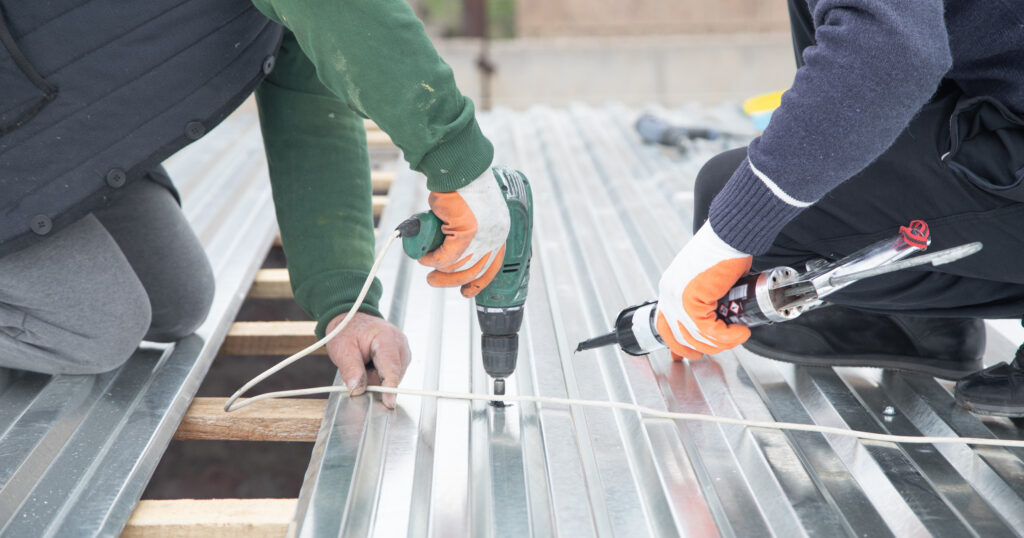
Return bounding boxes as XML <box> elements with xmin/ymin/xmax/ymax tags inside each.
<box><xmin>143</xmin><ymin>254</ymin><xmax>216</xmax><ymax>343</ymax></box>
<box><xmin>27</xmin><ymin>280</ymin><xmax>153</xmax><ymax>376</ymax></box>
<box><xmin>693</xmin><ymin>147</ymin><xmax>748</xmax><ymax>234</ymax></box>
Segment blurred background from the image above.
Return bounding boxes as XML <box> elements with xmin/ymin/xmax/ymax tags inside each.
<box><xmin>410</xmin><ymin>0</ymin><xmax>796</xmax><ymax>108</ymax></box>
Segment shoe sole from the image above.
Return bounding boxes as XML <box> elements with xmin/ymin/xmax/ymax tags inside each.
<box><xmin>953</xmin><ymin>394</ymin><xmax>1024</xmax><ymax>417</ymax></box>
<box><xmin>742</xmin><ymin>341</ymin><xmax>983</xmax><ymax>381</ymax></box>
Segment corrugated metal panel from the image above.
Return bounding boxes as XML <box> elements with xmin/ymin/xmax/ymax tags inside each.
<box><xmin>296</xmin><ymin>104</ymin><xmax>1024</xmax><ymax>537</ymax></box>
<box><xmin>0</xmin><ymin>106</ymin><xmax>276</xmax><ymax>537</ymax></box>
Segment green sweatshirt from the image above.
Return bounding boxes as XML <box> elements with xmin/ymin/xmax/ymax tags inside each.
<box><xmin>250</xmin><ymin>0</ymin><xmax>494</xmax><ymax>337</ymax></box>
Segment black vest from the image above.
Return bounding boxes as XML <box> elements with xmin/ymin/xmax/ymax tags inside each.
<box><xmin>0</xmin><ymin>1</ymin><xmax>283</xmax><ymax>256</ymax></box>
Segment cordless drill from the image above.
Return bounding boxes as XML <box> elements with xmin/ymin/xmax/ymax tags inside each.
<box><xmin>398</xmin><ymin>167</ymin><xmax>533</xmax><ymax>400</ymax></box>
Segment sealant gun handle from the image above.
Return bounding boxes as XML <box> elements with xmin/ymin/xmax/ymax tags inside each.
<box><xmin>713</xmin><ymin>273</ymin><xmax>763</xmax><ymax>326</ymax></box>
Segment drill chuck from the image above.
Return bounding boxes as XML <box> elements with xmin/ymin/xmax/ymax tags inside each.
<box><xmin>478</xmin><ymin>305</ymin><xmax>523</xmax><ymax>379</ymax></box>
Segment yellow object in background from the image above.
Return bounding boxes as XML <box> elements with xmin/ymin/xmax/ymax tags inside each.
<box><xmin>743</xmin><ymin>90</ymin><xmax>786</xmax><ymax>132</ymax></box>
<box><xmin>743</xmin><ymin>90</ymin><xmax>785</xmax><ymax>115</ymax></box>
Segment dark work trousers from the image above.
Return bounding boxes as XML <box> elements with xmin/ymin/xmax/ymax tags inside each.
<box><xmin>0</xmin><ymin>172</ymin><xmax>215</xmax><ymax>374</ymax></box>
<box><xmin>693</xmin><ymin>0</ymin><xmax>1024</xmax><ymax>319</ymax></box>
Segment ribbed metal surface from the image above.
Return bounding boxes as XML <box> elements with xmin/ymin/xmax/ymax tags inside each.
<box><xmin>296</xmin><ymin>104</ymin><xmax>1024</xmax><ymax>537</ymax></box>
<box><xmin>0</xmin><ymin>105</ymin><xmax>276</xmax><ymax>537</ymax></box>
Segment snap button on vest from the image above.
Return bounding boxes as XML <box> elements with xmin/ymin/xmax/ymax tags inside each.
<box><xmin>106</xmin><ymin>168</ymin><xmax>127</xmax><ymax>188</ymax></box>
<box><xmin>262</xmin><ymin>55</ymin><xmax>276</xmax><ymax>74</ymax></box>
<box><xmin>30</xmin><ymin>215</ymin><xmax>52</xmax><ymax>235</ymax></box>
<box><xmin>185</xmin><ymin>121</ymin><xmax>206</xmax><ymax>140</ymax></box>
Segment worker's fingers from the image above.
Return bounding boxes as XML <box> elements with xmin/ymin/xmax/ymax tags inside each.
<box><xmin>425</xmin><ymin>249</ymin><xmax>497</xmax><ymax>289</ymax></box>
<box><xmin>325</xmin><ymin>312</ymin><xmax>377</xmax><ymax>398</ymax></box>
<box><xmin>369</xmin><ymin>327</ymin><xmax>411</xmax><ymax>409</ymax></box>
<box><xmin>331</xmin><ymin>338</ymin><xmax>368</xmax><ymax>397</ymax></box>
<box><xmin>460</xmin><ymin>245</ymin><xmax>505</xmax><ymax>298</ymax></box>
<box><xmin>656</xmin><ymin>313</ymin><xmax>703</xmax><ymax>360</ymax></box>
<box><xmin>682</xmin><ymin>258</ymin><xmax>752</xmax><ymax>349</ymax></box>
<box><xmin>419</xmin><ymin>192</ymin><xmax>475</xmax><ymax>269</ymax></box>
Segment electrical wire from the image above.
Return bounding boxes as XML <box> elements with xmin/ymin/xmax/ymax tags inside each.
<box><xmin>223</xmin><ymin>230</ymin><xmax>401</xmax><ymax>413</ymax></box>
<box><xmin>225</xmin><ymin>228</ymin><xmax>1024</xmax><ymax>450</ymax></box>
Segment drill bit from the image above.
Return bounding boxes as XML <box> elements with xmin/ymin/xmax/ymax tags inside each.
<box><xmin>491</xmin><ymin>378</ymin><xmax>507</xmax><ymax>408</ymax></box>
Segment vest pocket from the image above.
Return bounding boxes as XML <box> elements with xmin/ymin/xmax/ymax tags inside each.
<box><xmin>942</xmin><ymin>95</ymin><xmax>1024</xmax><ymax>202</ymax></box>
<box><xmin>0</xmin><ymin>7</ymin><xmax>58</xmax><ymax>136</ymax></box>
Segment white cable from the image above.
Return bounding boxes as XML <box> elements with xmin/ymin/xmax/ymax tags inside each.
<box><xmin>223</xmin><ymin>230</ymin><xmax>401</xmax><ymax>413</ymax></box>
<box><xmin>228</xmin><ymin>383</ymin><xmax>1024</xmax><ymax>448</ymax></box>
<box><xmin>225</xmin><ymin>228</ymin><xmax>1024</xmax><ymax>450</ymax></box>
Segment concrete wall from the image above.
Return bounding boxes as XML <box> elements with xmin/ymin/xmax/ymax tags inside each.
<box><xmin>435</xmin><ymin>34</ymin><xmax>796</xmax><ymax>108</ymax></box>
<box><xmin>516</xmin><ymin>0</ymin><xmax>790</xmax><ymax>37</ymax></box>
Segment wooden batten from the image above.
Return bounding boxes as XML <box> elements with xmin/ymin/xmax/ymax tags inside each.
<box><xmin>122</xmin><ymin>498</ymin><xmax>298</xmax><ymax>538</ymax></box>
<box><xmin>219</xmin><ymin>321</ymin><xmax>322</xmax><ymax>356</ymax></box>
<box><xmin>174</xmin><ymin>397</ymin><xmax>326</xmax><ymax>442</ymax></box>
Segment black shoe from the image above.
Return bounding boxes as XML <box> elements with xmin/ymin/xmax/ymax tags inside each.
<box><xmin>742</xmin><ymin>305</ymin><xmax>985</xmax><ymax>380</ymax></box>
<box><xmin>954</xmin><ymin>346</ymin><xmax>1024</xmax><ymax>416</ymax></box>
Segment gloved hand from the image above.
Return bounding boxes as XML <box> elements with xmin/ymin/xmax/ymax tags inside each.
<box><xmin>656</xmin><ymin>222</ymin><xmax>753</xmax><ymax>360</ymax></box>
<box><xmin>419</xmin><ymin>168</ymin><xmax>510</xmax><ymax>298</ymax></box>
<box><xmin>326</xmin><ymin>312</ymin><xmax>411</xmax><ymax>409</ymax></box>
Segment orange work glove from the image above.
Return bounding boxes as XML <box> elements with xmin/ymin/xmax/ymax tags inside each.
<box><xmin>656</xmin><ymin>222</ymin><xmax>753</xmax><ymax>360</ymax></box>
<box><xmin>419</xmin><ymin>168</ymin><xmax>510</xmax><ymax>298</ymax></box>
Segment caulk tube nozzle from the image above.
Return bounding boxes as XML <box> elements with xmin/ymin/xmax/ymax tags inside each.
<box><xmin>576</xmin><ymin>331</ymin><xmax>619</xmax><ymax>353</ymax></box>
<box><xmin>576</xmin><ymin>301</ymin><xmax>666</xmax><ymax>356</ymax></box>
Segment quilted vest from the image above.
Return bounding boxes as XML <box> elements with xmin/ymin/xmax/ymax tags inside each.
<box><xmin>0</xmin><ymin>1</ymin><xmax>283</xmax><ymax>256</ymax></box>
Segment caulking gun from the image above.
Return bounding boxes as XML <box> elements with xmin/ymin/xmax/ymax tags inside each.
<box><xmin>576</xmin><ymin>220</ymin><xmax>982</xmax><ymax>356</ymax></box>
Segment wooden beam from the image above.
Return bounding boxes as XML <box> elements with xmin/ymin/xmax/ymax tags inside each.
<box><xmin>248</xmin><ymin>269</ymin><xmax>291</xmax><ymax>299</ymax></box>
<box><xmin>123</xmin><ymin>498</ymin><xmax>297</xmax><ymax>538</ymax></box>
<box><xmin>366</xmin><ymin>129</ymin><xmax>393</xmax><ymax>147</ymax></box>
<box><xmin>371</xmin><ymin>170</ymin><xmax>394</xmax><ymax>193</ymax></box>
<box><xmin>174</xmin><ymin>397</ymin><xmax>326</xmax><ymax>442</ymax></box>
<box><xmin>372</xmin><ymin>194</ymin><xmax>387</xmax><ymax>217</ymax></box>
<box><xmin>220</xmin><ymin>321</ymin><xmax>322</xmax><ymax>356</ymax></box>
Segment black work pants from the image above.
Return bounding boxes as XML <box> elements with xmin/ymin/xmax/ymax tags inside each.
<box><xmin>693</xmin><ymin>1</ymin><xmax>1024</xmax><ymax>319</ymax></box>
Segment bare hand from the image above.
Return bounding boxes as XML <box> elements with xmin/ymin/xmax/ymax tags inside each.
<box><xmin>325</xmin><ymin>312</ymin><xmax>411</xmax><ymax>409</ymax></box>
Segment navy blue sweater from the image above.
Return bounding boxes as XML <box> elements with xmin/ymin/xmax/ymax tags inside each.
<box><xmin>709</xmin><ymin>0</ymin><xmax>1024</xmax><ymax>254</ymax></box>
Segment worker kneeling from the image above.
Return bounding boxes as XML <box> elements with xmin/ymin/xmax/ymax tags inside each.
<box><xmin>655</xmin><ymin>0</ymin><xmax>1024</xmax><ymax>417</ymax></box>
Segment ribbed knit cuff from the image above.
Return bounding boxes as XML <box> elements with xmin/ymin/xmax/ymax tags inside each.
<box><xmin>419</xmin><ymin>115</ymin><xmax>495</xmax><ymax>193</ymax></box>
<box><xmin>292</xmin><ymin>269</ymin><xmax>384</xmax><ymax>338</ymax></box>
<box><xmin>708</xmin><ymin>162</ymin><xmax>807</xmax><ymax>255</ymax></box>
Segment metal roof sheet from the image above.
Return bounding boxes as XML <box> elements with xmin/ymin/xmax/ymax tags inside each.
<box><xmin>295</xmin><ymin>104</ymin><xmax>1024</xmax><ymax>537</ymax></box>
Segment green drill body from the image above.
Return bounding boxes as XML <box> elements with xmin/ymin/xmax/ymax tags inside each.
<box><xmin>401</xmin><ymin>167</ymin><xmax>533</xmax><ymax>397</ymax></box>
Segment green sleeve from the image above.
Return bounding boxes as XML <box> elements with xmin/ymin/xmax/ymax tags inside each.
<box><xmin>252</xmin><ymin>0</ymin><xmax>494</xmax><ymax>192</ymax></box>
<box><xmin>255</xmin><ymin>31</ymin><xmax>383</xmax><ymax>338</ymax></box>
